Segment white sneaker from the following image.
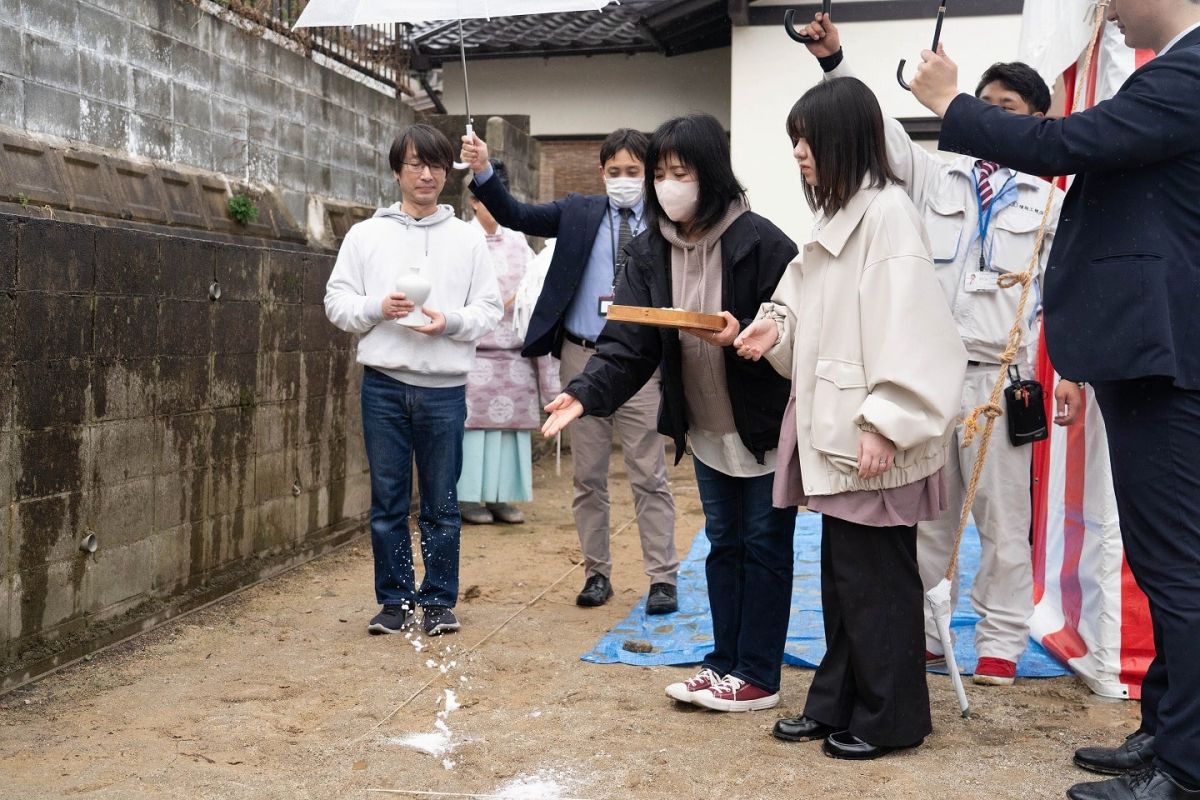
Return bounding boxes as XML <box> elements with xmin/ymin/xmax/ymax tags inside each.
<box><xmin>692</xmin><ymin>675</ymin><xmax>781</xmax><ymax>712</ymax></box>
<box><xmin>665</xmin><ymin>667</ymin><xmax>722</xmax><ymax>704</ymax></box>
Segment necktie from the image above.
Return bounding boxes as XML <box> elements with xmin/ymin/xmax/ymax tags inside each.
<box><xmin>976</xmin><ymin>160</ymin><xmax>1000</xmax><ymax>210</ymax></box>
<box><xmin>615</xmin><ymin>207</ymin><xmax>633</xmax><ymax>276</ymax></box>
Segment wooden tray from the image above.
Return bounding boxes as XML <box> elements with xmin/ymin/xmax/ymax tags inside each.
<box><xmin>606</xmin><ymin>305</ymin><xmax>725</xmax><ymax>331</ymax></box>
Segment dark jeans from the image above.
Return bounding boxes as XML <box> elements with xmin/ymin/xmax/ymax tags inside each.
<box><xmin>803</xmin><ymin>514</ymin><xmax>931</xmax><ymax>748</ymax></box>
<box><xmin>693</xmin><ymin>458</ymin><xmax>796</xmax><ymax>693</ymax></box>
<box><xmin>360</xmin><ymin>367</ymin><xmax>466</xmax><ymax>610</ymax></box>
<box><xmin>1092</xmin><ymin>378</ymin><xmax>1200</xmax><ymax>787</ymax></box>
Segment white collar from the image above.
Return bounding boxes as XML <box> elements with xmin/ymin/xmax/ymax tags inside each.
<box><xmin>1161</xmin><ymin>20</ymin><xmax>1200</xmax><ymax>55</ymax></box>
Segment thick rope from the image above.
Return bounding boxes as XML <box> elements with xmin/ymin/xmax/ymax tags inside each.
<box><xmin>945</xmin><ymin>1</ymin><xmax>1109</xmax><ymax>581</ymax></box>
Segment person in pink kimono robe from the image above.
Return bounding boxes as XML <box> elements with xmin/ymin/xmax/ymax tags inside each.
<box><xmin>459</xmin><ymin>160</ymin><xmax>560</xmax><ymax>524</ymax></box>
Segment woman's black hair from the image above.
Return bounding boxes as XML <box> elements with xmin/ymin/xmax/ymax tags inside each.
<box><xmin>388</xmin><ymin>123</ymin><xmax>455</xmax><ymax>174</ymax></box>
<box><xmin>643</xmin><ymin>113</ymin><xmax>747</xmax><ymax>234</ymax></box>
<box><xmin>785</xmin><ymin>77</ymin><xmax>901</xmax><ymax>218</ymax></box>
<box><xmin>975</xmin><ymin>62</ymin><xmax>1052</xmax><ymax>114</ymax></box>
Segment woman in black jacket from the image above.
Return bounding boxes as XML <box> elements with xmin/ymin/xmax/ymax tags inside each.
<box><xmin>543</xmin><ymin>113</ymin><xmax>800</xmax><ymax>712</ymax></box>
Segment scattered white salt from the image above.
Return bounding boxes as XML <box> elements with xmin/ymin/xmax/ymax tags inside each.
<box><xmin>442</xmin><ymin>757</ymin><xmax>455</xmax><ymax>770</ymax></box>
<box><xmin>426</xmin><ymin>659</ymin><xmax>437</xmax><ymax>669</ymax></box>
<box><xmin>388</xmin><ymin>731</ymin><xmax>453</xmax><ymax>757</ymax></box>
<box><xmin>494</xmin><ymin>770</ymin><xmax>574</xmax><ymax>800</ymax></box>
<box><xmin>528</xmin><ymin>710</ymin><xmax>542</xmax><ymax>718</ymax></box>
<box><xmin>442</xmin><ymin>689</ymin><xmax>460</xmax><ymax>713</ymax></box>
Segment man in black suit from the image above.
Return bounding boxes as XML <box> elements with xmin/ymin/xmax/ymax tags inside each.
<box><xmin>458</xmin><ymin>129</ymin><xmax>679</xmax><ymax>616</ymax></box>
<box><xmin>911</xmin><ymin>2</ymin><xmax>1200</xmax><ymax>798</ymax></box>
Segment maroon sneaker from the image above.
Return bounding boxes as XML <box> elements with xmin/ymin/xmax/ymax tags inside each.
<box><xmin>973</xmin><ymin>656</ymin><xmax>1017</xmax><ymax>686</ymax></box>
<box><xmin>692</xmin><ymin>675</ymin><xmax>780</xmax><ymax>712</ymax></box>
<box><xmin>925</xmin><ymin>650</ymin><xmax>946</xmax><ymax>668</ymax></box>
<box><xmin>665</xmin><ymin>667</ymin><xmax>721</xmax><ymax>704</ymax></box>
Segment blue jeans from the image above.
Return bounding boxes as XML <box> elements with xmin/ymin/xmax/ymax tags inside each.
<box><xmin>693</xmin><ymin>458</ymin><xmax>796</xmax><ymax>693</ymax></box>
<box><xmin>360</xmin><ymin>368</ymin><xmax>466</xmax><ymax>609</ymax></box>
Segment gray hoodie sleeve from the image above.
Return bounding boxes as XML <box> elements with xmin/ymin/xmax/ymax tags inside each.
<box><xmin>442</xmin><ymin>232</ymin><xmax>503</xmax><ymax>341</ymax></box>
<box><xmin>324</xmin><ymin>230</ymin><xmax>387</xmax><ymax>334</ymax></box>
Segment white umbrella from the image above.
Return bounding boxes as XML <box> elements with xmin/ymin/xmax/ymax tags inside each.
<box><xmin>294</xmin><ymin>0</ymin><xmax>614</xmax><ymax>161</ymax></box>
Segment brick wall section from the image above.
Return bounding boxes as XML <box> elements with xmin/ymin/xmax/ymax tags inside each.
<box><xmin>0</xmin><ymin>213</ymin><xmax>370</xmax><ymax>676</ymax></box>
<box><xmin>0</xmin><ymin>0</ymin><xmax>411</xmax><ymax>225</ymax></box>
<box><xmin>537</xmin><ymin>139</ymin><xmax>606</xmax><ymax>201</ymax></box>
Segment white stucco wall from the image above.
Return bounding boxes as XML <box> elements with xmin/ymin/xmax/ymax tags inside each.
<box><xmin>441</xmin><ymin>48</ymin><xmax>732</xmax><ymax>137</ymax></box>
<box><xmin>731</xmin><ymin>13</ymin><xmax>1023</xmax><ymax>247</ymax></box>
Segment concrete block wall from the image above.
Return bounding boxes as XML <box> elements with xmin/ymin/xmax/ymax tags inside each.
<box><xmin>0</xmin><ymin>0</ymin><xmax>411</xmax><ymax>223</ymax></box>
<box><xmin>0</xmin><ymin>213</ymin><xmax>370</xmax><ymax>682</ymax></box>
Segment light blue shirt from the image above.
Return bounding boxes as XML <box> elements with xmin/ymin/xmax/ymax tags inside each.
<box><xmin>564</xmin><ymin>199</ymin><xmax>646</xmax><ymax>342</ymax></box>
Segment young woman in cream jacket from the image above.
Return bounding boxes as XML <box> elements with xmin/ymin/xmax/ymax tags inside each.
<box><xmin>735</xmin><ymin>77</ymin><xmax>966</xmax><ymax>760</ymax></box>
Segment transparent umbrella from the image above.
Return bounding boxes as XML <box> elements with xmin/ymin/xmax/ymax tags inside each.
<box><xmin>294</xmin><ymin>0</ymin><xmax>614</xmax><ymax>162</ymax></box>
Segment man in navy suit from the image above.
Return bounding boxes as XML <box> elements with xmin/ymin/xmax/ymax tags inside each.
<box><xmin>911</xmin><ymin>2</ymin><xmax>1200</xmax><ymax>798</ymax></box>
<box><xmin>458</xmin><ymin>129</ymin><xmax>679</xmax><ymax>616</ymax></box>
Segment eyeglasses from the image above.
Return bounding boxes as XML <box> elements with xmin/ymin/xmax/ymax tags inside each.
<box><xmin>401</xmin><ymin>161</ymin><xmax>447</xmax><ymax>176</ymax></box>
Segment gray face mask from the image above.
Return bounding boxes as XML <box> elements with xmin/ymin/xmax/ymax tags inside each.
<box><xmin>654</xmin><ymin>179</ymin><xmax>700</xmax><ymax>223</ymax></box>
<box><xmin>605</xmin><ymin>177</ymin><xmax>644</xmax><ymax>209</ymax></box>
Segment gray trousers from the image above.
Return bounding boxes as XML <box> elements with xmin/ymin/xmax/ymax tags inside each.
<box><xmin>559</xmin><ymin>340</ymin><xmax>678</xmax><ymax>585</ymax></box>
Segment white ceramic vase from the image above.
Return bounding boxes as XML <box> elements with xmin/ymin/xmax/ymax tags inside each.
<box><xmin>394</xmin><ymin>266</ymin><xmax>432</xmax><ymax>327</ymax></box>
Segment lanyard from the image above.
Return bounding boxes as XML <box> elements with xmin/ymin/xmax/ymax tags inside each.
<box><xmin>975</xmin><ymin>171</ymin><xmax>1016</xmax><ymax>271</ymax></box>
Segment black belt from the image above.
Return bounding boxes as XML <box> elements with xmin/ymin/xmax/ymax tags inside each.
<box><xmin>967</xmin><ymin>360</ymin><xmax>1000</xmax><ymax>367</ymax></box>
<box><xmin>563</xmin><ymin>331</ymin><xmax>597</xmax><ymax>350</ymax></box>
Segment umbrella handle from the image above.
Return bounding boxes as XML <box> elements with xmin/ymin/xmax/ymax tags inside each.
<box><xmin>783</xmin><ymin>1</ymin><xmax>833</xmax><ymax>44</ymax></box>
<box><xmin>452</xmin><ymin>122</ymin><xmax>475</xmax><ymax>171</ymax></box>
<box><xmin>896</xmin><ymin>1</ymin><xmax>949</xmax><ymax>91</ymax></box>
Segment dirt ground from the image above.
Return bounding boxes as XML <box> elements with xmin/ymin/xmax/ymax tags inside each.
<box><xmin>0</xmin><ymin>452</ymin><xmax>1140</xmax><ymax>800</ymax></box>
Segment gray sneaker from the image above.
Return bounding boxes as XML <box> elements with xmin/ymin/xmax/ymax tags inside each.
<box><xmin>368</xmin><ymin>604</ymin><xmax>415</xmax><ymax>635</ymax></box>
<box><xmin>460</xmin><ymin>502</ymin><xmax>494</xmax><ymax>525</ymax></box>
<box><xmin>422</xmin><ymin>606</ymin><xmax>461</xmax><ymax>636</ymax></box>
<box><xmin>487</xmin><ymin>503</ymin><xmax>525</xmax><ymax>524</ymax></box>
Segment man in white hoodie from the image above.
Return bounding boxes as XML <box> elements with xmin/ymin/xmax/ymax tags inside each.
<box><xmin>325</xmin><ymin>123</ymin><xmax>502</xmax><ymax>637</ymax></box>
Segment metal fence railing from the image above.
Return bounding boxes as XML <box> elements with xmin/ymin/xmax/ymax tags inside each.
<box><xmin>213</xmin><ymin>0</ymin><xmax>411</xmax><ymax>93</ymax></box>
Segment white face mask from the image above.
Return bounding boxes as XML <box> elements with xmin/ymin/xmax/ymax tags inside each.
<box><xmin>654</xmin><ymin>179</ymin><xmax>700</xmax><ymax>223</ymax></box>
<box><xmin>605</xmin><ymin>177</ymin><xmax>644</xmax><ymax>209</ymax></box>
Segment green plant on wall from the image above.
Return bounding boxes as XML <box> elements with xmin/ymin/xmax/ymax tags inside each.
<box><xmin>227</xmin><ymin>193</ymin><xmax>259</xmax><ymax>226</ymax></box>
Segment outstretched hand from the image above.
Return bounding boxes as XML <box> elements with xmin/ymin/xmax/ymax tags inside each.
<box><xmin>733</xmin><ymin>318</ymin><xmax>779</xmax><ymax>361</ymax></box>
<box><xmin>542</xmin><ymin>393</ymin><xmax>584</xmax><ymax>438</ymax></box>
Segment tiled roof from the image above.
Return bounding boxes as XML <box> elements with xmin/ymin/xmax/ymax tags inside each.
<box><xmin>410</xmin><ymin>0</ymin><xmax>729</xmax><ymax>62</ymax></box>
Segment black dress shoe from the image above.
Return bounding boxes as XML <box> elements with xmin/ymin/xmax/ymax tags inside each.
<box><xmin>1067</xmin><ymin>768</ymin><xmax>1200</xmax><ymax>800</ymax></box>
<box><xmin>576</xmin><ymin>574</ymin><xmax>613</xmax><ymax>607</ymax></box>
<box><xmin>645</xmin><ymin>583</ymin><xmax>678</xmax><ymax>615</ymax></box>
<box><xmin>822</xmin><ymin>730</ymin><xmax>921</xmax><ymax>761</ymax></box>
<box><xmin>1075</xmin><ymin>731</ymin><xmax>1156</xmax><ymax>775</ymax></box>
<box><xmin>773</xmin><ymin>714</ymin><xmax>838</xmax><ymax>742</ymax></box>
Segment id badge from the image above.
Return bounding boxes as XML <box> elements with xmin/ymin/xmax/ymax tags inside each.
<box><xmin>598</xmin><ymin>294</ymin><xmax>614</xmax><ymax>316</ymax></box>
<box><xmin>965</xmin><ymin>270</ymin><xmax>999</xmax><ymax>293</ymax></box>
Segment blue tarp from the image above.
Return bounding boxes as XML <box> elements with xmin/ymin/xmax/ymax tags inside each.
<box><xmin>582</xmin><ymin>511</ymin><xmax>1071</xmax><ymax>678</ymax></box>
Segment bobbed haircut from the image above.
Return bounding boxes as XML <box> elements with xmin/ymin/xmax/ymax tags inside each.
<box><xmin>388</xmin><ymin>123</ymin><xmax>455</xmax><ymax>174</ymax></box>
<box><xmin>599</xmin><ymin>128</ymin><xmax>649</xmax><ymax>167</ymax></box>
<box><xmin>643</xmin><ymin>113</ymin><xmax>747</xmax><ymax>234</ymax></box>
<box><xmin>786</xmin><ymin>77</ymin><xmax>901</xmax><ymax>218</ymax></box>
<box><xmin>975</xmin><ymin>62</ymin><xmax>1052</xmax><ymax>114</ymax></box>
